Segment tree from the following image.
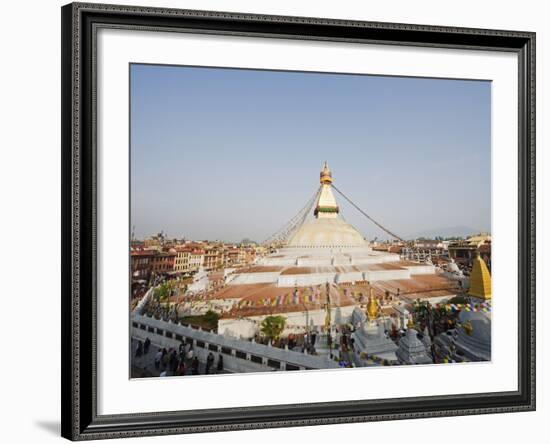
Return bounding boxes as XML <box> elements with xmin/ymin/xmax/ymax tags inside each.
<box><xmin>203</xmin><ymin>310</ymin><xmax>220</xmax><ymax>330</ymax></box>
<box><xmin>154</xmin><ymin>283</ymin><xmax>170</xmax><ymax>308</ymax></box>
<box><xmin>260</xmin><ymin>315</ymin><xmax>286</xmax><ymax>342</ymax></box>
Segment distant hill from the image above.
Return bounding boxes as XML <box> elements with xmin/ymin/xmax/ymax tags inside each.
<box><xmin>407</xmin><ymin>226</ymin><xmax>482</xmax><ymax>240</ymax></box>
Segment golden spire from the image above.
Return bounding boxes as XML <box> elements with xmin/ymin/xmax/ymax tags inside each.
<box><xmin>468</xmin><ymin>252</ymin><xmax>492</xmax><ymax>300</ymax></box>
<box><xmin>406</xmin><ymin>316</ymin><xmax>415</xmax><ymax>329</ymax></box>
<box><xmin>366</xmin><ymin>288</ymin><xmax>379</xmax><ymax>320</ymax></box>
<box><xmin>320</xmin><ymin>161</ymin><xmax>333</xmax><ymax>184</ymax></box>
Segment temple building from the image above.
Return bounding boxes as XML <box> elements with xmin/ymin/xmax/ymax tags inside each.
<box><xmin>211</xmin><ymin>163</ymin><xmax>459</xmax><ymax>339</ymax></box>
<box><xmin>448</xmin><ymin>233</ymin><xmax>491</xmax><ymax>266</ymax></box>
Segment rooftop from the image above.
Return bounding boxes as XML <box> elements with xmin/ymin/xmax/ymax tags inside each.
<box><xmin>220</xmin><ymin>284</ymin><xmax>356</xmax><ymax>319</ymax></box>
<box><xmin>371</xmin><ymin>274</ymin><xmax>459</xmax><ymax>299</ymax></box>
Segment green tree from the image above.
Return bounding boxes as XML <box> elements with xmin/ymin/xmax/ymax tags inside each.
<box><xmin>203</xmin><ymin>310</ymin><xmax>220</xmax><ymax>330</ymax></box>
<box><xmin>260</xmin><ymin>315</ymin><xmax>286</xmax><ymax>341</ymax></box>
<box><xmin>154</xmin><ymin>283</ymin><xmax>170</xmax><ymax>308</ymax></box>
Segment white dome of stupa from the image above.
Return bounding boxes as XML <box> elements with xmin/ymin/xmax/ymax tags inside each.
<box><xmin>287</xmin><ymin>217</ymin><xmax>367</xmax><ymax>248</ymax></box>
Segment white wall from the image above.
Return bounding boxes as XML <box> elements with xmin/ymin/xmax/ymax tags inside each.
<box><xmin>0</xmin><ymin>1</ymin><xmax>546</xmax><ymax>444</ymax></box>
<box><xmin>218</xmin><ymin>305</ymin><xmax>356</xmax><ymax>338</ymax></box>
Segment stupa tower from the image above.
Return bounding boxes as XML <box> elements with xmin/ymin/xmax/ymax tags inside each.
<box><xmin>314</xmin><ymin>162</ymin><xmax>339</xmax><ymax>218</ymax></box>
<box><xmin>468</xmin><ymin>252</ymin><xmax>492</xmax><ymax>300</ymax></box>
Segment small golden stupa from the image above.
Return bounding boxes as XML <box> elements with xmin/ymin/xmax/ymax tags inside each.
<box><xmin>366</xmin><ymin>288</ymin><xmax>380</xmax><ymax>320</ymax></box>
<box><xmin>468</xmin><ymin>252</ymin><xmax>492</xmax><ymax>300</ymax></box>
<box><xmin>461</xmin><ymin>320</ymin><xmax>474</xmax><ymax>336</ymax></box>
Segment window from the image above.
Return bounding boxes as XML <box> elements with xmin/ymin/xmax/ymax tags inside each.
<box><xmin>250</xmin><ymin>355</ymin><xmax>262</xmax><ymax>364</ymax></box>
<box><xmin>267</xmin><ymin>359</ymin><xmax>280</xmax><ymax>369</ymax></box>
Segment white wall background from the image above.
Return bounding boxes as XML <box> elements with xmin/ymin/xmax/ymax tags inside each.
<box><xmin>0</xmin><ymin>0</ymin><xmax>546</xmax><ymax>442</ymax></box>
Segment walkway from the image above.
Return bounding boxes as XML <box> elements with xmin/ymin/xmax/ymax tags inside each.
<box><xmin>130</xmin><ymin>338</ymin><xmax>229</xmax><ymax>378</ymax></box>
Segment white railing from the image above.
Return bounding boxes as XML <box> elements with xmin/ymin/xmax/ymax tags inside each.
<box><xmin>132</xmin><ymin>286</ymin><xmax>155</xmax><ymax>315</ymax></box>
<box><xmin>131</xmin><ymin>313</ymin><xmax>340</xmax><ymax>372</ymax></box>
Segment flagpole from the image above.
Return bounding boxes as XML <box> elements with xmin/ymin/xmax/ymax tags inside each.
<box><xmin>325</xmin><ymin>281</ymin><xmax>332</xmax><ymax>359</ymax></box>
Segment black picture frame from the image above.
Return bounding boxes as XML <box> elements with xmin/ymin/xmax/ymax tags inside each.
<box><xmin>61</xmin><ymin>2</ymin><xmax>536</xmax><ymax>440</ymax></box>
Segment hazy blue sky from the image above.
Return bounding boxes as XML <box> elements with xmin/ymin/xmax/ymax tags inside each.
<box><xmin>130</xmin><ymin>64</ymin><xmax>491</xmax><ymax>242</ymax></box>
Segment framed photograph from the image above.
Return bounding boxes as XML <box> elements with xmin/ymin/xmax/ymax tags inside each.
<box><xmin>61</xmin><ymin>2</ymin><xmax>536</xmax><ymax>440</ymax></box>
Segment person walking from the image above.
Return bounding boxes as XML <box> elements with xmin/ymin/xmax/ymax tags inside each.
<box><xmin>144</xmin><ymin>337</ymin><xmax>151</xmax><ymax>354</ymax></box>
<box><xmin>310</xmin><ymin>332</ymin><xmax>317</xmax><ymax>348</ymax></box>
<box><xmin>154</xmin><ymin>348</ymin><xmax>162</xmax><ymax>370</ymax></box>
<box><xmin>186</xmin><ymin>346</ymin><xmax>194</xmax><ymax>361</ymax></box>
<box><xmin>175</xmin><ymin>359</ymin><xmax>186</xmax><ymax>376</ymax></box>
<box><xmin>169</xmin><ymin>350</ymin><xmax>178</xmax><ymax>374</ymax></box>
<box><xmin>216</xmin><ymin>354</ymin><xmax>224</xmax><ymax>374</ymax></box>
<box><xmin>135</xmin><ymin>340</ymin><xmax>143</xmax><ymax>358</ymax></box>
<box><xmin>191</xmin><ymin>356</ymin><xmax>200</xmax><ymax>375</ymax></box>
<box><xmin>179</xmin><ymin>342</ymin><xmax>185</xmax><ymax>357</ymax></box>
<box><xmin>161</xmin><ymin>348</ymin><xmax>169</xmax><ymax>371</ymax></box>
<box><xmin>205</xmin><ymin>352</ymin><xmax>214</xmax><ymax>374</ymax></box>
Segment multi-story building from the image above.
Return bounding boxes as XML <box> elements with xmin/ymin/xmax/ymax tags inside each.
<box><xmin>189</xmin><ymin>249</ymin><xmax>204</xmax><ymax>271</ymax></box>
<box><xmin>150</xmin><ymin>251</ymin><xmax>176</xmax><ymax>274</ymax></box>
<box><xmin>173</xmin><ymin>247</ymin><xmax>191</xmax><ymax>273</ymax></box>
<box><xmin>221</xmin><ymin>245</ymin><xmax>258</xmax><ymax>268</ymax></box>
<box><xmin>204</xmin><ymin>247</ymin><xmax>224</xmax><ymax>271</ymax></box>
<box><xmin>448</xmin><ymin>234</ymin><xmax>491</xmax><ymax>265</ymax></box>
<box><xmin>241</xmin><ymin>246</ymin><xmax>257</xmax><ymax>265</ymax></box>
<box><xmin>224</xmin><ymin>247</ymin><xmax>241</xmax><ymax>267</ymax></box>
<box><xmin>130</xmin><ymin>249</ymin><xmax>156</xmax><ymax>281</ymax></box>
<box><xmin>173</xmin><ymin>246</ymin><xmax>205</xmax><ymax>274</ymax></box>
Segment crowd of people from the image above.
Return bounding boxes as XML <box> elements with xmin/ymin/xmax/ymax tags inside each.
<box><xmin>134</xmin><ymin>338</ymin><xmax>224</xmax><ymax>377</ymax></box>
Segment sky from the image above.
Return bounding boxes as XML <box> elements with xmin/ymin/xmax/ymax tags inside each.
<box><xmin>130</xmin><ymin>64</ymin><xmax>491</xmax><ymax>243</ymax></box>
